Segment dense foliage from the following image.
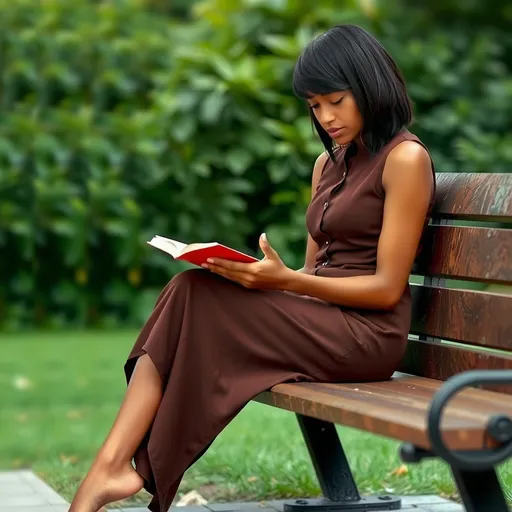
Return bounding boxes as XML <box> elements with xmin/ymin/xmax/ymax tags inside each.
<box><xmin>1</xmin><ymin>0</ymin><xmax>510</xmax><ymax>330</ymax></box>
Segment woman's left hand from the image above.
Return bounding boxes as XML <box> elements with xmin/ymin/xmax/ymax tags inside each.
<box><xmin>203</xmin><ymin>233</ymin><xmax>293</xmax><ymax>290</ymax></box>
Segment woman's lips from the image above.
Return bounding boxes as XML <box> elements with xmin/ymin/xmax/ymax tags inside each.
<box><xmin>327</xmin><ymin>127</ymin><xmax>345</xmax><ymax>138</ymax></box>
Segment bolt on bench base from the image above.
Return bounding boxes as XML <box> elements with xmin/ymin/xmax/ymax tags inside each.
<box><xmin>283</xmin><ymin>496</ymin><xmax>401</xmax><ymax>511</ymax></box>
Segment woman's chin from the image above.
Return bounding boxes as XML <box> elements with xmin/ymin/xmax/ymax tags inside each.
<box><xmin>333</xmin><ymin>134</ymin><xmax>351</xmax><ymax>145</ymax></box>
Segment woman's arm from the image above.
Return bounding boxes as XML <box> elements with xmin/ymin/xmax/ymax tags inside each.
<box><xmin>286</xmin><ymin>142</ymin><xmax>433</xmax><ymax>309</ymax></box>
<box><xmin>298</xmin><ymin>152</ymin><xmax>328</xmax><ymax>273</ymax></box>
<box><xmin>205</xmin><ymin>142</ymin><xmax>433</xmax><ymax>308</ymax></box>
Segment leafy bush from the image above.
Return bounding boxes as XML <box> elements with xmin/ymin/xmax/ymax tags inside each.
<box><xmin>0</xmin><ymin>0</ymin><xmax>510</xmax><ymax>330</ymax></box>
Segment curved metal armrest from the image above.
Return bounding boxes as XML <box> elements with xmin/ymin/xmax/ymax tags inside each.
<box><xmin>428</xmin><ymin>370</ymin><xmax>512</xmax><ymax>470</ymax></box>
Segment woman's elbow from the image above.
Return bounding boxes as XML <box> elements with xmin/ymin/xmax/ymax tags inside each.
<box><xmin>375</xmin><ymin>281</ymin><xmax>404</xmax><ymax>310</ymax></box>
<box><xmin>380</xmin><ymin>293</ymin><xmax>401</xmax><ymax>310</ymax></box>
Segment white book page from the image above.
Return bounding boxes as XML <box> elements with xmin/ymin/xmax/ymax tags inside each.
<box><xmin>148</xmin><ymin>236</ymin><xmax>217</xmax><ymax>257</ymax></box>
<box><xmin>147</xmin><ymin>236</ymin><xmax>184</xmax><ymax>258</ymax></box>
<box><xmin>153</xmin><ymin>236</ymin><xmax>188</xmax><ymax>254</ymax></box>
<box><xmin>180</xmin><ymin>242</ymin><xmax>218</xmax><ymax>255</ymax></box>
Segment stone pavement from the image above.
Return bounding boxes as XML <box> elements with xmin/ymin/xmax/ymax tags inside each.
<box><xmin>118</xmin><ymin>496</ymin><xmax>464</xmax><ymax>512</ymax></box>
<box><xmin>0</xmin><ymin>470</ymin><xmax>465</xmax><ymax>511</ymax></box>
<box><xmin>0</xmin><ymin>470</ymin><xmax>68</xmax><ymax>512</ymax></box>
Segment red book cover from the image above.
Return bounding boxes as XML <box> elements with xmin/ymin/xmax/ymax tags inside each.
<box><xmin>147</xmin><ymin>236</ymin><xmax>258</xmax><ymax>267</ymax></box>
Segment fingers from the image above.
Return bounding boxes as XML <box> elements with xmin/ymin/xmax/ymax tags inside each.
<box><xmin>204</xmin><ymin>264</ymin><xmax>254</xmax><ymax>288</ymax></box>
<box><xmin>259</xmin><ymin>232</ymin><xmax>279</xmax><ymax>260</ymax></box>
<box><xmin>205</xmin><ymin>263</ymin><xmax>243</xmax><ymax>280</ymax></box>
<box><xmin>203</xmin><ymin>258</ymin><xmax>255</xmax><ymax>271</ymax></box>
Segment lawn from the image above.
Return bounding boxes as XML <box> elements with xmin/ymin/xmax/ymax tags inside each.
<box><xmin>1</xmin><ymin>330</ymin><xmax>510</xmax><ymax>508</ymax></box>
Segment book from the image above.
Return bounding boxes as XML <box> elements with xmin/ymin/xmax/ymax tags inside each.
<box><xmin>147</xmin><ymin>235</ymin><xmax>259</xmax><ymax>267</ymax></box>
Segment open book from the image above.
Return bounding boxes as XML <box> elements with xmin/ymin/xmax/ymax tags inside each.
<box><xmin>147</xmin><ymin>235</ymin><xmax>259</xmax><ymax>267</ymax></box>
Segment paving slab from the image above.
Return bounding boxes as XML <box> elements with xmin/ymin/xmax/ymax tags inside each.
<box><xmin>0</xmin><ymin>472</ymin><xmax>26</xmax><ymax>484</ymax></box>
<box><xmin>0</xmin><ymin>470</ymin><xmax>68</xmax><ymax>511</ymax></box>
<box><xmin>0</xmin><ymin>481</ymin><xmax>36</xmax><ymax>496</ymax></box>
<box><xmin>400</xmin><ymin>495</ymin><xmax>454</xmax><ymax>506</ymax></box>
<box><xmin>117</xmin><ymin>496</ymin><xmax>463</xmax><ymax>511</ymax></box>
<box><xmin>0</xmin><ymin>471</ymin><xmax>466</xmax><ymax>512</ymax></box>
<box><xmin>22</xmin><ymin>470</ymin><xmax>68</xmax><ymax>505</ymax></box>
<box><xmin>1</xmin><ymin>508</ymin><xmax>69</xmax><ymax>512</ymax></box>
<box><xmin>207</xmin><ymin>502</ymin><xmax>279</xmax><ymax>511</ymax></box>
<box><xmin>416</xmin><ymin>504</ymin><xmax>464</xmax><ymax>512</ymax></box>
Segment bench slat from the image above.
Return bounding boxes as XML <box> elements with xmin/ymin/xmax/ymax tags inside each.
<box><xmin>400</xmin><ymin>339</ymin><xmax>512</xmax><ymax>394</ymax></box>
<box><xmin>410</xmin><ymin>285</ymin><xmax>512</xmax><ymax>350</ymax></box>
<box><xmin>414</xmin><ymin>225</ymin><xmax>512</xmax><ymax>284</ymax></box>
<box><xmin>253</xmin><ymin>373</ymin><xmax>512</xmax><ymax>450</ymax></box>
<box><xmin>355</xmin><ymin>378</ymin><xmax>508</xmax><ymax>413</ymax></box>
<box><xmin>435</xmin><ymin>173</ymin><xmax>512</xmax><ymax>221</ymax></box>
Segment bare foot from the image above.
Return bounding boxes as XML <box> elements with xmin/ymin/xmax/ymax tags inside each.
<box><xmin>69</xmin><ymin>460</ymin><xmax>143</xmax><ymax>512</ymax></box>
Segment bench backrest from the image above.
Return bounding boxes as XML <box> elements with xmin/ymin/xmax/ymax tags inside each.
<box><xmin>400</xmin><ymin>173</ymin><xmax>512</xmax><ymax>393</ymax></box>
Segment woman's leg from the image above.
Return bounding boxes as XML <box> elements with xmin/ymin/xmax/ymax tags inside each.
<box><xmin>69</xmin><ymin>353</ymin><xmax>162</xmax><ymax>512</ymax></box>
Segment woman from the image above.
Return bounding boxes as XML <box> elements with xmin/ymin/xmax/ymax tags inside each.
<box><xmin>70</xmin><ymin>24</ymin><xmax>435</xmax><ymax>512</ymax></box>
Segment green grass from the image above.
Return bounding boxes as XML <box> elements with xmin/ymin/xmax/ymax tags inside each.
<box><xmin>1</xmin><ymin>330</ymin><xmax>511</xmax><ymax>507</ymax></box>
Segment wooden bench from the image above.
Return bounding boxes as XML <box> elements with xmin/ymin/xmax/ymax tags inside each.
<box><xmin>254</xmin><ymin>173</ymin><xmax>512</xmax><ymax>512</ymax></box>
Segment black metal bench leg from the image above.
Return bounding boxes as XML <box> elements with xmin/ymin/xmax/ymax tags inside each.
<box><xmin>283</xmin><ymin>414</ymin><xmax>401</xmax><ymax>511</ymax></box>
<box><xmin>451</xmin><ymin>466</ymin><xmax>509</xmax><ymax>512</ymax></box>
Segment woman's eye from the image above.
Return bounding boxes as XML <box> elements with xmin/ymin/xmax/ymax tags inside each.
<box><xmin>310</xmin><ymin>104</ymin><xmax>320</xmax><ymax>110</ymax></box>
<box><xmin>332</xmin><ymin>98</ymin><xmax>343</xmax><ymax>105</ymax></box>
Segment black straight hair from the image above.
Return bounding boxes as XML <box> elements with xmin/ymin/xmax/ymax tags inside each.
<box><xmin>293</xmin><ymin>24</ymin><xmax>413</xmax><ymax>161</ymax></box>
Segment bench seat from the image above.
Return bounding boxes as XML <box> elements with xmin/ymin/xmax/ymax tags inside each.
<box><xmin>255</xmin><ymin>371</ymin><xmax>512</xmax><ymax>451</ymax></box>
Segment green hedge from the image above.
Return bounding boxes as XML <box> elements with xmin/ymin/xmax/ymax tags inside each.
<box><xmin>0</xmin><ymin>0</ymin><xmax>511</xmax><ymax>330</ymax></box>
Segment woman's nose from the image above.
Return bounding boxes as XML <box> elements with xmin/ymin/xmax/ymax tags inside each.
<box><xmin>319</xmin><ymin>107</ymin><xmax>336</xmax><ymax>125</ymax></box>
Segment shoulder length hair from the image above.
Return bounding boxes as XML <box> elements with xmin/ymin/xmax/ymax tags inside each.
<box><xmin>293</xmin><ymin>24</ymin><xmax>413</xmax><ymax>161</ymax></box>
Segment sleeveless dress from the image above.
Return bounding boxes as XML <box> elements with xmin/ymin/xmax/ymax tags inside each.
<box><xmin>124</xmin><ymin>129</ymin><xmax>436</xmax><ymax>512</ymax></box>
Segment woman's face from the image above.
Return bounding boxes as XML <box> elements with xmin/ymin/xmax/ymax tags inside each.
<box><xmin>307</xmin><ymin>90</ymin><xmax>363</xmax><ymax>146</ymax></box>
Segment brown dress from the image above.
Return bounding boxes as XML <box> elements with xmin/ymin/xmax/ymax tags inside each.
<box><xmin>124</xmin><ymin>129</ymin><xmax>436</xmax><ymax>512</ymax></box>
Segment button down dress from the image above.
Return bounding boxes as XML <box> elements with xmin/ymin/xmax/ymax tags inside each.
<box><xmin>124</xmin><ymin>129</ymin><xmax>435</xmax><ymax>512</ymax></box>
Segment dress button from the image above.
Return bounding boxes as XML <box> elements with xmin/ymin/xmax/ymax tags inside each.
<box><xmin>322</xmin><ymin>261</ymin><xmax>328</xmax><ymax>266</ymax></box>
<box><xmin>325</xmin><ymin>241</ymin><xmax>329</xmax><ymax>245</ymax></box>
<box><xmin>323</xmin><ymin>201</ymin><xmax>329</xmax><ymax>209</ymax></box>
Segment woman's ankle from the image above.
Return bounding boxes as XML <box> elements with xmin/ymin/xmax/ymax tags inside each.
<box><xmin>93</xmin><ymin>449</ymin><xmax>132</xmax><ymax>474</ymax></box>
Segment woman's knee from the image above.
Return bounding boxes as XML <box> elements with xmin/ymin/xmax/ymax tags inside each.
<box><xmin>170</xmin><ymin>268</ymin><xmax>214</xmax><ymax>289</ymax></box>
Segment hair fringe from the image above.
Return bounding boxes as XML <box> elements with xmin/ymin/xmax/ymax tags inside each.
<box><xmin>293</xmin><ymin>24</ymin><xmax>413</xmax><ymax>157</ymax></box>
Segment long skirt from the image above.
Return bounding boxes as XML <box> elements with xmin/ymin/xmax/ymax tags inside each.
<box><xmin>124</xmin><ymin>269</ymin><xmax>407</xmax><ymax>512</ymax></box>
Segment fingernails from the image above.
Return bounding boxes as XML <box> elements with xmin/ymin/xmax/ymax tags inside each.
<box><xmin>261</xmin><ymin>233</ymin><xmax>267</xmax><ymax>242</ymax></box>
<box><xmin>207</xmin><ymin>258</ymin><xmax>214</xmax><ymax>264</ymax></box>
